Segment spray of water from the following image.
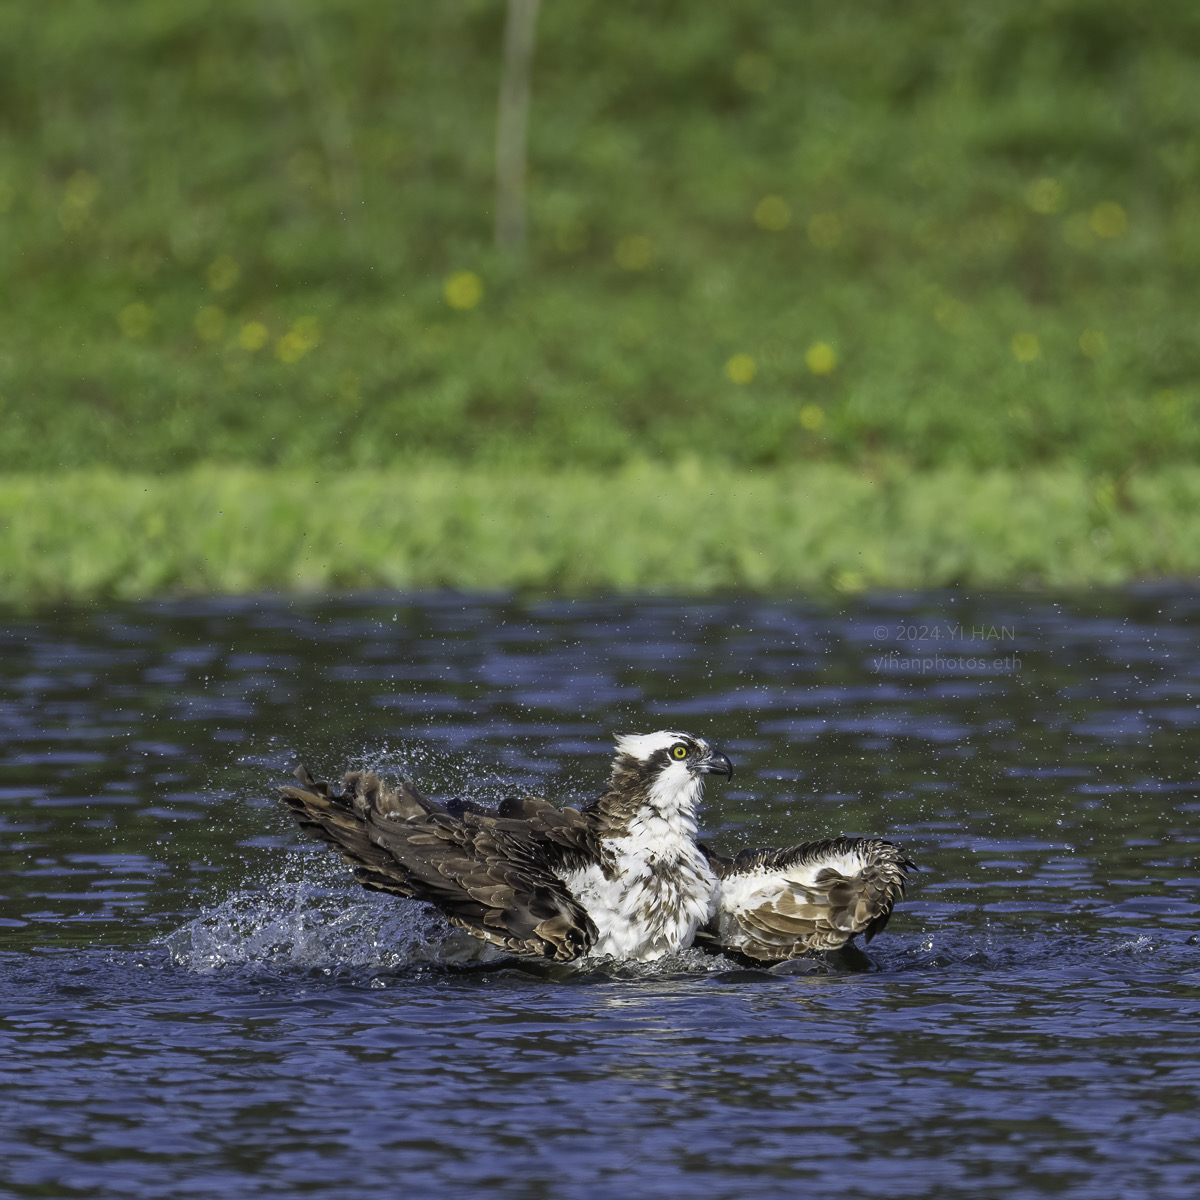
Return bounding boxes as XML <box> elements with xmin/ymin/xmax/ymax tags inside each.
<box><xmin>162</xmin><ymin>855</ymin><xmax>502</xmax><ymax>974</ymax></box>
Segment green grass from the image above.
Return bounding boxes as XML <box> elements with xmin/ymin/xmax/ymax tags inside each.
<box><xmin>3</xmin><ymin>1</ymin><xmax>1200</xmax><ymax>475</ymax></box>
<box><xmin>4</xmin><ymin>465</ymin><xmax>1199</xmax><ymax>603</ymax></box>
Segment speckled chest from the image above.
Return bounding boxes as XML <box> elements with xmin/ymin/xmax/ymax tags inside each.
<box><xmin>559</xmin><ymin>808</ymin><xmax>719</xmax><ymax>962</ymax></box>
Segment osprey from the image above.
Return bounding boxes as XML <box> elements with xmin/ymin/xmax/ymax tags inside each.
<box><xmin>277</xmin><ymin>731</ymin><xmax>913</xmax><ymax>964</ymax></box>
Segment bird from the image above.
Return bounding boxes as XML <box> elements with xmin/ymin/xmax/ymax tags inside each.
<box><xmin>276</xmin><ymin>730</ymin><xmax>913</xmax><ymax>965</ymax></box>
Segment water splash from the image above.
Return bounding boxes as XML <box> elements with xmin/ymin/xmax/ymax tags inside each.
<box><xmin>161</xmin><ymin>876</ymin><xmax>502</xmax><ymax>973</ymax></box>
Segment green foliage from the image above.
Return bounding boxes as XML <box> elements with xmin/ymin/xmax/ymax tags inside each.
<box><xmin>2</xmin><ymin>0</ymin><xmax>1199</xmax><ymax>473</ymax></box>
<box><xmin>3</xmin><ymin>464</ymin><xmax>1198</xmax><ymax>603</ymax></box>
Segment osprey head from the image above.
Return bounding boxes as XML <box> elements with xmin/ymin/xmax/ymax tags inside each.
<box><xmin>610</xmin><ymin>730</ymin><xmax>733</xmax><ymax>796</ymax></box>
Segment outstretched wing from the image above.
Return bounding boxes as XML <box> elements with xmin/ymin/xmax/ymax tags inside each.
<box><xmin>278</xmin><ymin>766</ymin><xmax>600</xmax><ymax>962</ymax></box>
<box><xmin>700</xmin><ymin>837</ymin><xmax>913</xmax><ymax>962</ymax></box>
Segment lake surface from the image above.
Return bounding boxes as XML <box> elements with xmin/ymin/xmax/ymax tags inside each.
<box><xmin>2</xmin><ymin>590</ymin><xmax>1199</xmax><ymax>1199</ymax></box>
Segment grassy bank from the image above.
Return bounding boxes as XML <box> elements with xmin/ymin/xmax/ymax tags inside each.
<box><xmin>3</xmin><ymin>2</ymin><xmax>1200</xmax><ymax>474</ymax></box>
<box><xmin>3</xmin><ymin>464</ymin><xmax>1198</xmax><ymax>604</ymax></box>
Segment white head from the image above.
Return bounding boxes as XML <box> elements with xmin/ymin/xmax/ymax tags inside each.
<box><xmin>609</xmin><ymin>730</ymin><xmax>733</xmax><ymax>816</ymax></box>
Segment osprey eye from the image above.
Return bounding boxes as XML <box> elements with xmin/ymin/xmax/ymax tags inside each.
<box><xmin>671</xmin><ymin>744</ymin><xmax>688</xmax><ymax>760</ymax></box>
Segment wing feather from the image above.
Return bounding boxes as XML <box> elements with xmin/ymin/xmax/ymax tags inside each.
<box><xmin>700</xmin><ymin>836</ymin><xmax>913</xmax><ymax>961</ymax></box>
<box><xmin>278</xmin><ymin>766</ymin><xmax>599</xmax><ymax>962</ymax></box>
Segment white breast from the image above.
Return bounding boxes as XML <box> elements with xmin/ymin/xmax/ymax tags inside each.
<box><xmin>559</xmin><ymin>804</ymin><xmax>718</xmax><ymax>962</ymax></box>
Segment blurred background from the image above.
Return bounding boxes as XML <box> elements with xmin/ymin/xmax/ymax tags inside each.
<box><xmin>2</xmin><ymin>0</ymin><xmax>1199</xmax><ymax>595</ymax></box>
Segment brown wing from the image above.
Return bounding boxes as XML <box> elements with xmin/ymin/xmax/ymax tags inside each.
<box><xmin>700</xmin><ymin>837</ymin><xmax>913</xmax><ymax>962</ymax></box>
<box><xmin>278</xmin><ymin>766</ymin><xmax>599</xmax><ymax>962</ymax></box>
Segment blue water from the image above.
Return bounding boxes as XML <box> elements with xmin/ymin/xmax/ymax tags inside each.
<box><xmin>2</xmin><ymin>591</ymin><xmax>1200</xmax><ymax>1198</ymax></box>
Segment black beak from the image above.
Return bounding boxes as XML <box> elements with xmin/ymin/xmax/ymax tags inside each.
<box><xmin>701</xmin><ymin>749</ymin><xmax>733</xmax><ymax>779</ymax></box>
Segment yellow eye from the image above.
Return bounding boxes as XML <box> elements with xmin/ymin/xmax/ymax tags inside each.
<box><xmin>671</xmin><ymin>744</ymin><xmax>688</xmax><ymax>760</ymax></box>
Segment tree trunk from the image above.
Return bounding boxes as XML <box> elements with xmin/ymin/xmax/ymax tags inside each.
<box><xmin>495</xmin><ymin>0</ymin><xmax>540</xmax><ymax>256</ymax></box>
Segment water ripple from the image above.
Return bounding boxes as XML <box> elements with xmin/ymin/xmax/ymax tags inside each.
<box><xmin>3</xmin><ymin>591</ymin><xmax>1200</xmax><ymax>1198</ymax></box>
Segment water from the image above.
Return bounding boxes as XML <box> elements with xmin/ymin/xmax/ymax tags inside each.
<box><xmin>2</xmin><ymin>590</ymin><xmax>1200</xmax><ymax>1199</ymax></box>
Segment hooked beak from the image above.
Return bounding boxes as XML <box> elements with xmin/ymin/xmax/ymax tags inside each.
<box><xmin>700</xmin><ymin>748</ymin><xmax>733</xmax><ymax>779</ymax></box>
